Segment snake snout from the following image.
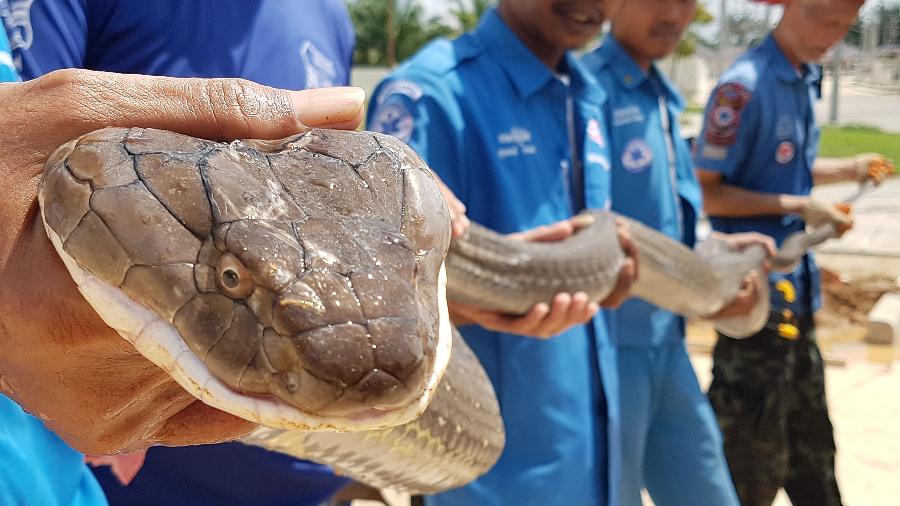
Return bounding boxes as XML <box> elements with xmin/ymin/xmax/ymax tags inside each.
<box><xmin>266</xmin><ymin>270</ymin><xmax>433</xmax><ymax>416</ymax></box>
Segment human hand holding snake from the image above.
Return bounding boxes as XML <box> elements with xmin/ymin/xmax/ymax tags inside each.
<box><xmin>0</xmin><ymin>69</ymin><xmax>365</xmax><ymax>454</ymax></box>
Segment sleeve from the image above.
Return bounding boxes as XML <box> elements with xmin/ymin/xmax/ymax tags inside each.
<box><xmin>2</xmin><ymin>0</ymin><xmax>88</xmax><ymax>79</ymax></box>
<box><xmin>366</xmin><ymin>76</ymin><xmax>469</xmax><ymax>205</ymax></box>
<box><xmin>0</xmin><ymin>24</ymin><xmax>19</xmax><ymax>81</ymax></box>
<box><xmin>692</xmin><ymin>81</ymin><xmax>758</xmax><ymax>181</ymax></box>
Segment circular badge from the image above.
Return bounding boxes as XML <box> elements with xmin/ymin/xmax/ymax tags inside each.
<box><xmin>621</xmin><ymin>139</ymin><xmax>653</xmax><ymax>173</ymax></box>
<box><xmin>370</xmin><ymin>103</ymin><xmax>414</xmax><ymax>142</ymax></box>
<box><xmin>711</xmin><ymin>105</ymin><xmax>736</xmax><ymax>128</ymax></box>
<box><xmin>775</xmin><ymin>140</ymin><xmax>795</xmax><ymax>165</ymax></box>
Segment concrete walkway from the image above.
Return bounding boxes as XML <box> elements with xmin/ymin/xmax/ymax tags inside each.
<box><xmin>815</xmin><ymin>79</ymin><xmax>900</xmax><ymax>134</ymax></box>
<box><xmin>813</xmin><ymin>177</ymin><xmax>900</xmax><ymax>280</ymax></box>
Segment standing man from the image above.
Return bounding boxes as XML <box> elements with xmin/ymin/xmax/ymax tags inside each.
<box><xmin>4</xmin><ymin>1</ymin><xmax>365</xmax><ymax>504</ymax></box>
<box><xmin>694</xmin><ymin>1</ymin><xmax>892</xmax><ymax>505</ymax></box>
<box><xmin>583</xmin><ymin>1</ymin><xmax>771</xmax><ymax>504</ymax></box>
<box><xmin>368</xmin><ymin>1</ymin><xmax>637</xmax><ymax>504</ymax></box>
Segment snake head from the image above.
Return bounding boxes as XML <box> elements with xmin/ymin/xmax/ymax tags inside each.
<box><xmin>40</xmin><ymin>127</ymin><xmax>452</xmax><ymax>431</ymax></box>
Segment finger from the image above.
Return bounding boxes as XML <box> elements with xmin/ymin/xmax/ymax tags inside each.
<box><xmin>26</xmin><ymin>70</ymin><xmax>365</xmax><ymax>153</ymax></box>
<box><xmin>510</xmin><ymin>219</ymin><xmax>577</xmax><ymax>242</ymax></box>
<box><xmin>508</xmin><ymin>303</ymin><xmax>550</xmax><ymax>334</ymax></box>
<box><xmin>569</xmin><ymin>292</ymin><xmax>597</xmax><ymax>324</ymax></box>
<box><xmin>537</xmin><ymin>293</ymin><xmax>572</xmax><ymax>334</ymax></box>
<box><xmin>601</xmin><ymin>258</ymin><xmax>635</xmax><ymax>308</ymax></box>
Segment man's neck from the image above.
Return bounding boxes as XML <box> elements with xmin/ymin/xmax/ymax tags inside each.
<box><xmin>498</xmin><ymin>5</ymin><xmax>566</xmax><ymax>70</ymax></box>
<box><xmin>613</xmin><ymin>35</ymin><xmax>653</xmax><ymax>72</ymax></box>
<box><xmin>772</xmin><ymin>25</ymin><xmax>804</xmax><ymax>71</ymax></box>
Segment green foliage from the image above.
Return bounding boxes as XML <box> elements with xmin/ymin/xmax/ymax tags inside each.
<box><xmin>451</xmin><ymin>0</ymin><xmax>495</xmax><ymax>33</ymax></box>
<box><xmin>675</xmin><ymin>4</ymin><xmax>715</xmax><ymax>59</ymax></box>
<box><xmin>348</xmin><ymin>0</ymin><xmax>455</xmax><ymax>66</ymax></box>
<box><xmin>819</xmin><ymin>126</ymin><xmax>900</xmax><ymax>166</ymax></box>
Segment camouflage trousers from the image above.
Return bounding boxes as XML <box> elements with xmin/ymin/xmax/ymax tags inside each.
<box><xmin>707</xmin><ymin>321</ymin><xmax>843</xmax><ymax>506</ymax></box>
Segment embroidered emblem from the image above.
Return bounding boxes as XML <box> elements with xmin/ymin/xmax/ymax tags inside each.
<box><xmin>612</xmin><ymin>105</ymin><xmax>645</xmax><ymax>127</ymax></box>
<box><xmin>705</xmin><ymin>83</ymin><xmax>752</xmax><ymax>146</ymax></box>
<box><xmin>621</xmin><ymin>138</ymin><xmax>653</xmax><ymax>173</ymax></box>
<box><xmin>299</xmin><ymin>41</ymin><xmax>338</xmax><ymax>89</ymax></box>
<box><xmin>376</xmin><ymin>79</ymin><xmax>423</xmax><ymax>104</ymax></box>
<box><xmin>370</xmin><ymin>103</ymin><xmax>414</xmax><ymax>142</ymax></box>
<box><xmin>495</xmin><ymin>127</ymin><xmax>537</xmax><ymax>159</ymax></box>
<box><xmin>775</xmin><ymin>141</ymin><xmax>796</xmax><ymax>165</ymax></box>
<box><xmin>586</xmin><ymin>152</ymin><xmax>611</xmax><ymax>171</ymax></box>
<box><xmin>586</xmin><ymin>118</ymin><xmax>605</xmax><ymax>148</ymax></box>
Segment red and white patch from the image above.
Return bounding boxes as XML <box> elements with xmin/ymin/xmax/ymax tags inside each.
<box><xmin>775</xmin><ymin>141</ymin><xmax>795</xmax><ymax>164</ymax></box>
<box><xmin>705</xmin><ymin>83</ymin><xmax>752</xmax><ymax>147</ymax></box>
<box><xmin>586</xmin><ymin>118</ymin><xmax>605</xmax><ymax>148</ymax></box>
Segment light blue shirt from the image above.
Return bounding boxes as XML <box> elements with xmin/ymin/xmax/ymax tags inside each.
<box><xmin>694</xmin><ymin>33</ymin><xmax>822</xmax><ymax>316</ymax></box>
<box><xmin>368</xmin><ymin>9</ymin><xmax>620</xmax><ymax>506</ymax></box>
<box><xmin>1</xmin><ymin>393</ymin><xmax>107</xmax><ymax>505</ymax></box>
<box><xmin>583</xmin><ymin>35</ymin><xmax>703</xmax><ymax>348</ymax></box>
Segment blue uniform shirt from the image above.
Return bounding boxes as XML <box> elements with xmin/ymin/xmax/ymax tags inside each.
<box><xmin>583</xmin><ymin>36</ymin><xmax>703</xmax><ymax>348</ymax></box>
<box><xmin>694</xmin><ymin>33</ymin><xmax>822</xmax><ymax>316</ymax></box>
<box><xmin>4</xmin><ymin>1</ymin><xmax>353</xmax><ymax>504</ymax></box>
<box><xmin>368</xmin><ymin>10</ymin><xmax>620</xmax><ymax>506</ymax></box>
<box><xmin>0</xmin><ymin>28</ymin><xmax>107</xmax><ymax>506</ymax></box>
<box><xmin>3</xmin><ymin>0</ymin><xmax>354</xmax><ymax>89</ymax></box>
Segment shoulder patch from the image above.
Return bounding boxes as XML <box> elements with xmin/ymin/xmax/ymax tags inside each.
<box><xmin>375</xmin><ymin>79</ymin><xmax>423</xmax><ymax>105</ymax></box>
<box><xmin>705</xmin><ymin>83</ymin><xmax>752</xmax><ymax>147</ymax></box>
<box><xmin>369</xmin><ymin>102</ymin><xmax>414</xmax><ymax>143</ymax></box>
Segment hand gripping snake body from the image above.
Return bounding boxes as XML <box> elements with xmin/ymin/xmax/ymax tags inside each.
<box><xmin>39</xmin><ymin>127</ymin><xmax>838</xmax><ymax>493</ymax></box>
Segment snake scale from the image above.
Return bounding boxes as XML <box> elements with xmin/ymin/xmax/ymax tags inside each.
<box><xmin>39</xmin><ymin>127</ymin><xmax>834</xmax><ymax>493</ymax></box>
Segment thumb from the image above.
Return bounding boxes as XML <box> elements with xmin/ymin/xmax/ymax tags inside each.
<box><xmin>20</xmin><ymin>69</ymin><xmax>365</xmax><ymax>155</ymax></box>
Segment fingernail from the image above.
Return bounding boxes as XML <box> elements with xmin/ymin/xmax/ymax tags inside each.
<box><xmin>291</xmin><ymin>87</ymin><xmax>365</xmax><ymax>127</ymax></box>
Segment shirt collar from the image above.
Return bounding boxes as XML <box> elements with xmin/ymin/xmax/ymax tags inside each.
<box><xmin>474</xmin><ymin>9</ymin><xmax>555</xmax><ymax>98</ymax></box>
<box><xmin>763</xmin><ymin>33</ymin><xmax>819</xmax><ymax>85</ymax></box>
<box><xmin>599</xmin><ymin>35</ymin><xmax>684</xmax><ymax>109</ymax></box>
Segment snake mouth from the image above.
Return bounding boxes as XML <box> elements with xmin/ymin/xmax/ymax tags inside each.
<box><xmin>42</xmin><ymin>202</ymin><xmax>452</xmax><ymax>430</ymax></box>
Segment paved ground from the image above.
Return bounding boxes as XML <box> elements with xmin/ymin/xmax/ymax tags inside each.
<box><xmin>688</xmin><ymin>344</ymin><xmax>900</xmax><ymax>506</ymax></box>
<box><xmin>815</xmin><ymin>78</ymin><xmax>900</xmax><ymax>134</ymax></box>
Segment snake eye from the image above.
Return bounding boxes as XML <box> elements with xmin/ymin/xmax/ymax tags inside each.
<box><xmin>217</xmin><ymin>253</ymin><xmax>255</xmax><ymax>299</ymax></box>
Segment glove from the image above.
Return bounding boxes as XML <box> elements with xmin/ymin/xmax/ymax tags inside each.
<box><xmin>852</xmin><ymin>153</ymin><xmax>895</xmax><ymax>184</ymax></box>
<box><xmin>801</xmin><ymin>198</ymin><xmax>853</xmax><ymax>236</ymax></box>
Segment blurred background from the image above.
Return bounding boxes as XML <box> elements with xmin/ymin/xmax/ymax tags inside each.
<box><xmin>343</xmin><ymin>2</ymin><xmax>900</xmax><ymax>505</ymax></box>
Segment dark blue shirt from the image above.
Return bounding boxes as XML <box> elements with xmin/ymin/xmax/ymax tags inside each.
<box><xmin>694</xmin><ymin>33</ymin><xmax>822</xmax><ymax>316</ymax></box>
<box><xmin>4</xmin><ymin>0</ymin><xmax>354</xmax><ymax>89</ymax></box>
<box><xmin>3</xmin><ymin>1</ymin><xmax>354</xmax><ymax>504</ymax></box>
<box><xmin>583</xmin><ymin>35</ymin><xmax>703</xmax><ymax>347</ymax></box>
<box><xmin>368</xmin><ymin>10</ymin><xmax>620</xmax><ymax>506</ymax></box>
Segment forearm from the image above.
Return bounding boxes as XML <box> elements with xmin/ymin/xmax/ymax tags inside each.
<box><xmin>812</xmin><ymin>157</ymin><xmax>856</xmax><ymax>185</ymax></box>
<box><xmin>701</xmin><ymin>180</ymin><xmax>806</xmax><ymax>218</ymax></box>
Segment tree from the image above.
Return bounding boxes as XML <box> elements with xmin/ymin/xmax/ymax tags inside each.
<box><xmin>675</xmin><ymin>3</ymin><xmax>715</xmax><ymax>59</ymax></box>
<box><xmin>348</xmin><ymin>0</ymin><xmax>455</xmax><ymax>66</ymax></box>
<box><xmin>450</xmin><ymin>0</ymin><xmax>495</xmax><ymax>33</ymax></box>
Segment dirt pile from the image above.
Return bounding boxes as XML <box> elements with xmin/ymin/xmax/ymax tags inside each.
<box><xmin>816</xmin><ymin>269</ymin><xmax>898</xmax><ymax>337</ymax></box>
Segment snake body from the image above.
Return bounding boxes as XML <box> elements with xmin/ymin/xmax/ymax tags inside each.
<box><xmin>40</xmin><ymin>127</ymin><xmax>836</xmax><ymax>493</ymax></box>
